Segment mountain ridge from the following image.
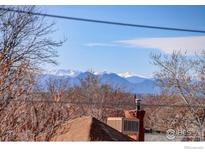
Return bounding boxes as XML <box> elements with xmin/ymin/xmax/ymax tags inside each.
<box><xmin>38</xmin><ymin>69</ymin><xmax>160</xmax><ymax>94</ymax></box>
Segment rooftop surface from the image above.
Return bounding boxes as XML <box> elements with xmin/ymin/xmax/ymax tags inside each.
<box><xmin>50</xmin><ymin>116</ymin><xmax>134</xmax><ymax>141</ymax></box>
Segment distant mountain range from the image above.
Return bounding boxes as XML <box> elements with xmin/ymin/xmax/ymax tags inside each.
<box><xmin>36</xmin><ymin>69</ymin><xmax>161</xmax><ymax>94</ymax></box>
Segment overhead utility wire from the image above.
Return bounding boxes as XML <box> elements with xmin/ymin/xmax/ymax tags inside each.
<box><xmin>1</xmin><ymin>7</ymin><xmax>205</xmax><ymax>34</ymax></box>
<box><xmin>15</xmin><ymin>100</ymin><xmax>205</xmax><ymax>108</ymax></box>
<box><xmin>141</xmin><ymin>104</ymin><xmax>205</xmax><ymax>108</ymax></box>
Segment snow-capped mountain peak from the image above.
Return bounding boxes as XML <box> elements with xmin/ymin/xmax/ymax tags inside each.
<box><xmin>45</xmin><ymin>69</ymin><xmax>80</xmax><ymax>77</ymax></box>
<box><xmin>118</xmin><ymin>72</ymin><xmax>136</xmax><ymax>78</ymax></box>
<box><xmin>119</xmin><ymin>72</ymin><xmax>153</xmax><ymax>79</ymax></box>
<box><xmin>93</xmin><ymin>71</ymin><xmax>108</xmax><ymax>75</ymax></box>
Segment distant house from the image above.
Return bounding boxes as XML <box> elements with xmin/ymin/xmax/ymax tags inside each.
<box><xmin>50</xmin><ymin>116</ymin><xmax>134</xmax><ymax>141</ymax></box>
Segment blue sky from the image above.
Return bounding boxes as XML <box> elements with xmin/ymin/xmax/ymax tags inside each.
<box><xmin>41</xmin><ymin>6</ymin><xmax>205</xmax><ymax>77</ymax></box>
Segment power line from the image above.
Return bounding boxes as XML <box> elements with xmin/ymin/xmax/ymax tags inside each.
<box><xmin>14</xmin><ymin>99</ymin><xmax>205</xmax><ymax>108</ymax></box>
<box><xmin>1</xmin><ymin>7</ymin><xmax>205</xmax><ymax>34</ymax></box>
<box><xmin>141</xmin><ymin>104</ymin><xmax>205</xmax><ymax>108</ymax></box>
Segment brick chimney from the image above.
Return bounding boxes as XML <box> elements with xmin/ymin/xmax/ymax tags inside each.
<box><xmin>124</xmin><ymin>95</ymin><xmax>145</xmax><ymax>141</ymax></box>
<box><xmin>135</xmin><ymin>96</ymin><xmax>145</xmax><ymax>141</ymax></box>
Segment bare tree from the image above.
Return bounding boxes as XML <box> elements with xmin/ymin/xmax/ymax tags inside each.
<box><xmin>0</xmin><ymin>6</ymin><xmax>63</xmax><ymax>106</ymax></box>
<box><xmin>46</xmin><ymin>77</ymin><xmax>70</xmax><ymax>103</ymax></box>
<box><xmin>77</xmin><ymin>72</ymin><xmax>105</xmax><ymax>120</ymax></box>
<box><xmin>151</xmin><ymin>51</ymin><xmax>205</xmax><ymax>140</ymax></box>
<box><xmin>0</xmin><ymin>6</ymin><xmax>67</xmax><ymax>141</ymax></box>
<box><xmin>67</xmin><ymin>71</ymin><xmax>134</xmax><ymax>121</ymax></box>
